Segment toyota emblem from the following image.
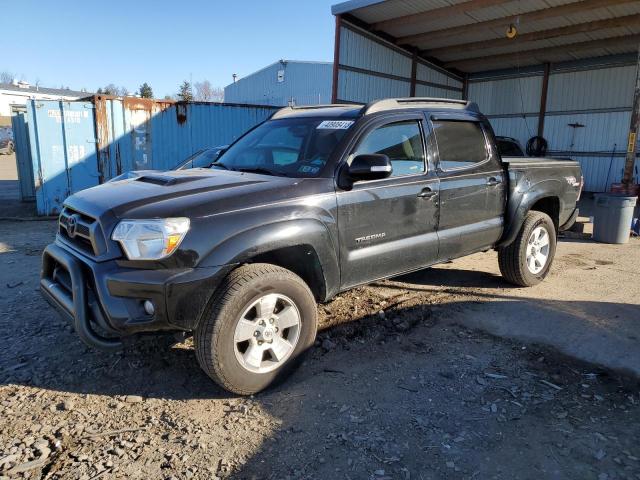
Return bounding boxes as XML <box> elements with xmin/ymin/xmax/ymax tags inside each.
<box><xmin>66</xmin><ymin>214</ymin><xmax>79</xmax><ymax>238</ymax></box>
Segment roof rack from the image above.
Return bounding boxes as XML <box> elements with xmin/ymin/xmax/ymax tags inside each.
<box><xmin>270</xmin><ymin>97</ymin><xmax>479</xmax><ymax>120</ymax></box>
<box><xmin>271</xmin><ymin>103</ymin><xmax>363</xmax><ymax>119</ymax></box>
<box><xmin>363</xmin><ymin>97</ymin><xmax>478</xmax><ymax>115</ymax></box>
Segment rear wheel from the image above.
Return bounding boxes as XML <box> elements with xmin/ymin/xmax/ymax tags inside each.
<box><xmin>195</xmin><ymin>263</ymin><xmax>317</xmax><ymax>395</ymax></box>
<box><xmin>498</xmin><ymin>211</ymin><xmax>556</xmax><ymax>287</ymax></box>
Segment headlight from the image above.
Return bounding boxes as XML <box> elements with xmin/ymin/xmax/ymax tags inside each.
<box><xmin>112</xmin><ymin>218</ymin><xmax>190</xmax><ymax>260</ymax></box>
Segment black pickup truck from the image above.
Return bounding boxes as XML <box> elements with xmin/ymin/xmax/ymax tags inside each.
<box><xmin>41</xmin><ymin>98</ymin><xmax>582</xmax><ymax>394</ymax></box>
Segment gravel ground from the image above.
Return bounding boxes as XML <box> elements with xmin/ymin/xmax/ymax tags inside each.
<box><xmin>1</xmin><ymin>220</ymin><xmax>639</xmax><ymax>480</ymax></box>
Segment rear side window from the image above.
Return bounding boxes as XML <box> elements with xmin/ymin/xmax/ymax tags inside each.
<box><xmin>432</xmin><ymin>120</ymin><xmax>487</xmax><ymax>170</ymax></box>
<box><xmin>353</xmin><ymin>120</ymin><xmax>425</xmax><ymax>177</ymax></box>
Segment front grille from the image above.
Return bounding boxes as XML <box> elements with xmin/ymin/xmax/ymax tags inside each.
<box><xmin>59</xmin><ymin>207</ymin><xmax>106</xmax><ymax>257</ymax></box>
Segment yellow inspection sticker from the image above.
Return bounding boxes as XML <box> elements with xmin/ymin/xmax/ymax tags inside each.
<box><xmin>628</xmin><ymin>132</ymin><xmax>637</xmax><ymax>153</ymax></box>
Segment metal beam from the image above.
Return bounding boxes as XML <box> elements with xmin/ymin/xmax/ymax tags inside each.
<box><xmin>410</xmin><ymin>50</ymin><xmax>417</xmax><ymax>97</ymax></box>
<box><xmin>372</xmin><ymin>0</ymin><xmax>507</xmax><ymax>31</ymax></box>
<box><xmin>445</xmin><ymin>34</ymin><xmax>640</xmax><ymax>71</ymax></box>
<box><xmin>462</xmin><ymin>73</ymin><xmax>469</xmax><ymax>101</ymax></box>
<box><xmin>331</xmin><ymin>15</ymin><xmax>342</xmax><ymax>103</ymax></box>
<box><xmin>537</xmin><ymin>63</ymin><xmax>551</xmax><ymax>138</ymax></box>
<box><xmin>425</xmin><ymin>14</ymin><xmax>640</xmax><ymax>59</ymax></box>
<box><xmin>622</xmin><ymin>44</ymin><xmax>640</xmax><ymax>186</ymax></box>
<box><xmin>397</xmin><ymin>0</ymin><xmax>637</xmax><ymax>46</ymax></box>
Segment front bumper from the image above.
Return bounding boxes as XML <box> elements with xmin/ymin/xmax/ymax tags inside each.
<box><xmin>40</xmin><ymin>242</ymin><xmax>231</xmax><ymax>350</ymax></box>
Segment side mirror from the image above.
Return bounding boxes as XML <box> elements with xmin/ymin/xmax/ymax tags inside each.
<box><xmin>348</xmin><ymin>154</ymin><xmax>392</xmax><ymax>182</ymax></box>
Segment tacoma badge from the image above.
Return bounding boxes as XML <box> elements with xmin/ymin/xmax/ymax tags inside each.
<box><xmin>355</xmin><ymin>233</ymin><xmax>386</xmax><ymax>244</ymax></box>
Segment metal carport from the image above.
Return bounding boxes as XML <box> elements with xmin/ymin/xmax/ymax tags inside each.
<box><xmin>330</xmin><ymin>0</ymin><xmax>640</xmax><ymax>192</ymax></box>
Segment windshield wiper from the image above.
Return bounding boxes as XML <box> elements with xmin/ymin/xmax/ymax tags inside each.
<box><xmin>236</xmin><ymin>167</ymin><xmax>288</xmax><ymax>177</ymax></box>
<box><xmin>211</xmin><ymin>161</ymin><xmax>230</xmax><ymax>170</ymax></box>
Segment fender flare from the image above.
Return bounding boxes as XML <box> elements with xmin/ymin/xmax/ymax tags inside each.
<box><xmin>499</xmin><ymin>178</ymin><xmax>564</xmax><ymax>248</ymax></box>
<box><xmin>198</xmin><ymin>218</ymin><xmax>340</xmax><ymax>300</ymax></box>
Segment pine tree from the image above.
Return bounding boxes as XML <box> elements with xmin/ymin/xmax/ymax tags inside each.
<box><xmin>178</xmin><ymin>81</ymin><xmax>193</xmax><ymax>102</ymax></box>
<box><xmin>138</xmin><ymin>82</ymin><xmax>153</xmax><ymax>98</ymax></box>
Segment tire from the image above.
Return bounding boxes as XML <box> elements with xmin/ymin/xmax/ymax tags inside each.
<box><xmin>195</xmin><ymin>263</ymin><xmax>318</xmax><ymax>395</ymax></box>
<box><xmin>498</xmin><ymin>211</ymin><xmax>557</xmax><ymax>287</ymax></box>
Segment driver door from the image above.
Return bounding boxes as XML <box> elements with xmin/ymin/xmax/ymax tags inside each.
<box><xmin>336</xmin><ymin>115</ymin><xmax>440</xmax><ymax>288</ymax></box>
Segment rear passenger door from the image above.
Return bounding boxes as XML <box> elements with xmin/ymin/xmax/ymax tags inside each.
<box><xmin>429</xmin><ymin>115</ymin><xmax>505</xmax><ymax>260</ymax></box>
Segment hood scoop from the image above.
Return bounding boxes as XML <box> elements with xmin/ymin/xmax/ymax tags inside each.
<box><xmin>136</xmin><ymin>174</ymin><xmax>202</xmax><ymax>186</ymax></box>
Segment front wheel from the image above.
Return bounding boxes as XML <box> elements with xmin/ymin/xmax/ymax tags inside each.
<box><xmin>195</xmin><ymin>263</ymin><xmax>317</xmax><ymax>395</ymax></box>
<box><xmin>498</xmin><ymin>211</ymin><xmax>557</xmax><ymax>287</ymax></box>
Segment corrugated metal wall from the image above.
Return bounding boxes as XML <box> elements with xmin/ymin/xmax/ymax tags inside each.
<box><xmin>224</xmin><ymin>61</ymin><xmax>332</xmax><ymax>106</ymax></box>
<box><xmin>467</xmin><ymin>73</ymin><xmax>542</xmax><ymax>148</ymax></box>
<box><xmin>94</xmin><ymin>98</ymin><xmax>277</xmax><ymax>175</ymax></box>
<box><xmin>339</xmin><ymin>70</ymin><xmax>409</xmax><ymax>103</ymax></box>
<box><xmin>546</xmin><ymin>65</ymin><xmax>636</xmax><ymax>112</ymax></box>
<box><xmin>468</xmin><ymin>56</ymin><xmax>639</xmax><ymax>191</ymax></box>
<box><xmin>336</xmin><ymin>21</ymin><xmax>463</xmax><ymax>103</ymax></box>
<box><xmin>468</xmin><ymin>75</ymin><xmax>542</xmax><ymax>116</ymax></box>
<box><xmin>340</xmin><ymin>26</ymin><xmax>412</xmax><ymax>77</ymax></box>
<box><xmin>25</xmin><ymin>98</ymin><xmax>278</xmax><ymax>215</ymax></box>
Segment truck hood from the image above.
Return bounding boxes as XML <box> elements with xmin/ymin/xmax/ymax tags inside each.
<box><xmin>64</xmin><ymin>168</ymin><xmax>305</xmax><ymax>220</ymax></box>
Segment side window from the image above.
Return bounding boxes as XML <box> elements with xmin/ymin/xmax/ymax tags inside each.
<box><xmin>432</xmin><ymin>120</ymin><xmax>488</xmax><ymax>170</ymax></box>
<box><xmin>353</xmin><ymin>120</ymin><xmax>425</xmax><ymax>177</ymax></box>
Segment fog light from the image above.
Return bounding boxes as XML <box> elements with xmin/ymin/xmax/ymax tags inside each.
<box><xmin>143</xmin><ymin>300</ymin><xmax>155</xmax><ymax>316</ymax></box>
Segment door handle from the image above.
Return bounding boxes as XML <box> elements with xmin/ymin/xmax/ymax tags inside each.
<box><xmin>486</xmin><ymin>177</ymin><xmax>501</xmax><ymax>186</ymax></box>
<box><xmin>417</xmin><ymin>187</ymin><xmax>437</xmax><ymax>199</ymax></box>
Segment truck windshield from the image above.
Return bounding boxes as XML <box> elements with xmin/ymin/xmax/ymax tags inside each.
<box><xmin>214</xmin><ymin>118</ymin><xmax>353</xmax><ymax>177</ymax></box>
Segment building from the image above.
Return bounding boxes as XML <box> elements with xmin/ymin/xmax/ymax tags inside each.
<box><xmin>330</xmin><ymin>0</ymin><xmax>640</xmax><ymax>192</ymax></box>
<box><xmin>0</xmin><ymin>80</ymin><xmax>89</xmax><ymax>119</ymax></box>
<box><xmin>224</xmin><ymin>60</ymin><xmax>332</xmax><ymax>107</ymax></box>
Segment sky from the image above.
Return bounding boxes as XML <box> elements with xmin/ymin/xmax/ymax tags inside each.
<box><xmin>4</xmin><ymin>0</ymin><xmax>339</xmax><ymax>97</ymax></box>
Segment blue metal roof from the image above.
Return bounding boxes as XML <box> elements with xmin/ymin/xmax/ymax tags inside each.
<box><xmin>331</xmin><ymin>0</ymin><xmax>385</xmax><ymax>15</ymax></box>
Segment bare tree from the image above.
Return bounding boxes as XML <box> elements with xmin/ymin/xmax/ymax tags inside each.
<box><xmin>102</xmin><ymin>83</ymin><xmax>119</xmax><ymax>95</ymax></box>
<box><xmin>1</xmin><ymin>71</ymin><xmax>15</xmax><ymax>83</ymax></box>
<box><xmin>194</xmin><ymin>80</ymin><xmax>224</xmax><ymax>102</ymax></box>
<box><xmin>211</xmin><ymin>86</ymin><xmax>224</xmax><ymax>103</ymax></box>
<box><xmin>100</xmin><ymin>84</ymin><xmax>130</xmax><ymax>96</ymax></box>
<box><xmin>194</xmin><ymin>80</ymin><xmax>213</xmax><ymax>101</ymax></box>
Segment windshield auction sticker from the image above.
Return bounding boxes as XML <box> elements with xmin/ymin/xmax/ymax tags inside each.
<box><xmin>317</xmin><ymin>120</ymin><xmax>354</xmax><ymax>130</ymax></box>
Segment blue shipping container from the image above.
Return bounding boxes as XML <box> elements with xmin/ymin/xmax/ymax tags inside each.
<box><xmin>25</xmin><ymin>97</ymin><xmax>278</xmax><ymax>215</ymax></box>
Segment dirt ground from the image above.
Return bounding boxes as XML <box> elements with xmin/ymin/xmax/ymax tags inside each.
<box><xmin>1</xmin><ymin>220</ymin><xmax>639</xmax><ymax>480</ymax></box>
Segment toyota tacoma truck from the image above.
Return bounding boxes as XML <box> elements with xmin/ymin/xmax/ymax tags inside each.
<box><xmin>41</xmin><ymin>98</ymin><xmax>582</xmax><ymax>394</ymax></box>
